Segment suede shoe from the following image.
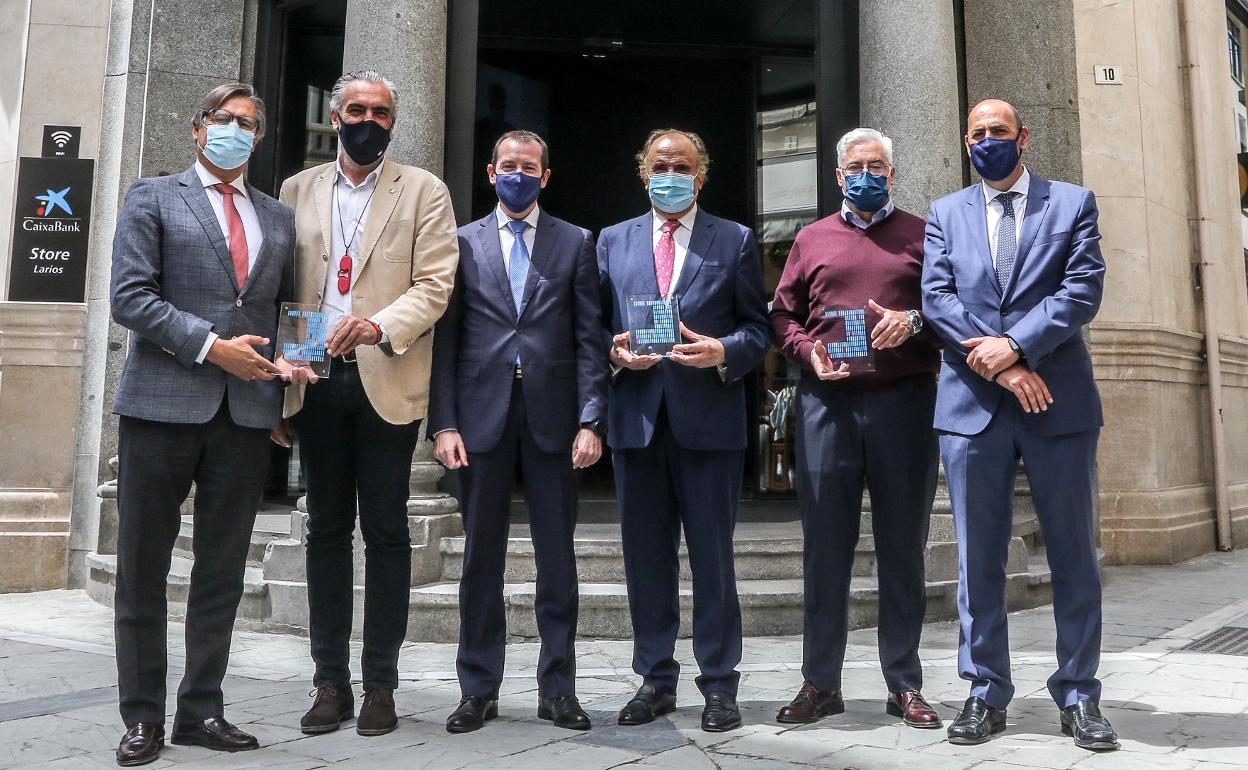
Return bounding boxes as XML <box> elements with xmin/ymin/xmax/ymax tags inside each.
<box><xmin>357</xmin><ymin>688</ymin><xmax>398</xmax><ymax>736</ymax></box>
<box><xmin>170</xmin><ymin>716</ymin><xmax>258</xmax><ymax>752</ymax></box>
<box><xmin>701</xmin><ymin>691</ymin><xmax>742</xmax><ymax>732</ymax></box>
<box><xmin>538</xmin><ymin>695</ymin><xmax>591</xmax><ymax>730</ymax></box>
<box><xmin>946</xmin><ymin>697</ymin><xmax>1006</xmax><ymax>745</ymax></box>
<box><xmin>116</xmin><ymin>723</ymin><xmax>163</xmax><ymax>767</ymax></box>
<box><xmin>1060</xmin><ymin>701</ymin><xmax>1119</xmax><ymax>751</ymax></box>
<box><xmin>446</xmin><ymin>695</ymin><xmax>498</xmax><ymax>734</ymax></box>
<box><xmin>618</xmin><ymin>684</ymin><xmax>677</xmax><ymax>726</ymax></box>
<box><xmin>776</xmin><ymin>682</ymin><xmax>844</xmax><ymax>724</ymax></box>
<box><xmin>300</xmin><ymin>684</ymin><xmax>354</xmax><ymax>735</ymax></box>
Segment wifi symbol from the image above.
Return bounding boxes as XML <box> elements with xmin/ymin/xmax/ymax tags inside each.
<box><xmin>50</xmin><ymin>130</ymin><xmax>73</xmax><ymax>148</ymax></box>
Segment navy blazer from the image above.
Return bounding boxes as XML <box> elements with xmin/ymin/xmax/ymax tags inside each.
<box><xmin>598</xmin><ymin>209</ymin><xmax>770</xmax><ymax>451</ymax></box>
<box><xmin>921</xmin><ymin>172</ymin><xmax>1105</xmax><ymax>437</ymax></box>
<box><xmin>428</xmin><ymin>209</ymin><xmax>608</xmax><ymax>454</ymax></box>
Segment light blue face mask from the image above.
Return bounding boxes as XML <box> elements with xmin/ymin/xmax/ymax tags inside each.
<box><xmin>648</xmin><ymin>172</ymin><xmax>698</xmax><ymax>214</ymax></box>
<box><xmin>201</xmin><ymin>122</ymin><xmax>255</xmax><ymax>170</ymax></box>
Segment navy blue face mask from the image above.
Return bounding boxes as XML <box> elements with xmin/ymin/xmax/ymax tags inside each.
<box><xmin>842</xmin><ymin>171</ymin><xmax>890</xmax><ymax>213</ymax></box>
<box><xmin>970</xmin><ymin>136</ymin><xmax>1022</xmax><ymax>181</ymax></box>
<box><xmin>494</xmin><ymin>171</ymin><xmax>543</xmax><ymax>213</ymax></box>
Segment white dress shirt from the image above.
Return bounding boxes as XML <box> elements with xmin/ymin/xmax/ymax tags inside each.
<box><xmin>983</xmin><ymin>167</ymin><xmax>1030</xmax><ymax>270</ymax></box>
<box><xmin>495</xmin><ymin>203</ymin><xmax>541</xmax><ymax>279</ymax></box>
<box><xmin>322</xmin><ymin>159</ymin><xmax>382</xmax><ymax>317</ymax></box>
<box><xmin>194</xmin><ymin>160</ymin><xmax>264</xmax><ymax>363</ymax></box>
<box><xmin>651</xmin><ymin>204</ymin><xmax>698</xmax><ymax>298</ymax></box>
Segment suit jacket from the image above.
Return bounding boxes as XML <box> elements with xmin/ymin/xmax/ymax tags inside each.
<box><xmin>921</xmin><ymin>171</ymin><xmax>1105</xmax><ymax>437</ymax></box>
<box><xmin>598</xmin><ymin>209</ymin><xmax>770</xmax><ymax>451</ymax></box>
<box><xmin>279</xmin><ymin>157</ymin><xmax>459</xmax><ymax>425</ymax></box>
<box><xmin>110</xmin><ymin>166</ymin><xmax>295</xmax><ymax>430</ymax></box>
<box><xmin>427</xmin><ymin>209</ymin><xmax>608</xmax><ymax>454</ymax></box>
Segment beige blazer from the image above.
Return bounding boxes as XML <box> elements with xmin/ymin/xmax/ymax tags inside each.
<box><xmin>279</xmin><ymin>157</ymin><xmax>459</xmax><ymax>424</ymax></box>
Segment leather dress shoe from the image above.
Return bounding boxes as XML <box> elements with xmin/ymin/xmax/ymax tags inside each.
<box><xmin>776</xmin><ymin>682</ymin><xmax>844</xmax><ymax>724</ymax></box>
<box><xmin>701</xmin><ymin>691</ymin><xmax>742</xmax><ymax>732</ymax></box>
<box><xmin>116</xmin><ymin>723</ymin><xmax>164</xmax><ymax>767</ymax></box>
<box><xmin>618</xmin><ymin>684</ymin><xmax>677</xmax><ymax>726</ymax></box>
<box><xmin>538</xmin><ymin>695</ymin><xmax>591</xmax><ymax>730</ymax></box>
<box><xmin>357</xmin><ymin>687</ymin><xmax>398</xmax><ymax>736</ymax></box>
<box><xmin>170</xmin><ymin>716</ymin><xmax>258</xmax><ymax>752</ymax></box>
<box><xmin>300</xmin><ymin>684</ymin><xmax>354</xmax><ymax>735</ymax></box>
<box><xmin>1060</xmin><ymin>701</ymin><xmax>1119</xmax><ymax>751</ymax></box>
<box><xmin>946</xmin><ymin>697</ymin><xmax>1007</xmax><ymax>745</ymax></box>
<box><xmin>887</xmin><ymin>689</ymin><xmax>942</xmax><ymax>729</ymax></box>
<box><xmin>446</xmin><ymin>695</ymin><xmax>498</xmax><ymax>734</ymax></box>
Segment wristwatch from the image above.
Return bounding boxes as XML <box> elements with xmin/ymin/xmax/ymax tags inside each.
<box><xmin>906</xmin><ymin>310</ymin><xmax>923</xmax><ymax>335</ymax></box>
<box><xmin>1006</xmin><ymin>334</ymin><xmax>1025</xmax><ymax>361</ymax></box>
<box><xmin>582</xmin><ymin>419</ymin><xmax>606</xmax><ymax>438</ymax></box>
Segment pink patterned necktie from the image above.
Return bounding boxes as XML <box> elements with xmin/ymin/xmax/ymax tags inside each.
<box><xmin>655</xmin><ymin>218</ymin><xmax>679</xmax><ymax>297</ymax></box>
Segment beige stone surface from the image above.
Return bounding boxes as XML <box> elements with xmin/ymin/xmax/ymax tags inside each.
<box><xmin>0</xmin><ymin>532</ymin><xmax>69</xmax><ymax>591</ymax></box>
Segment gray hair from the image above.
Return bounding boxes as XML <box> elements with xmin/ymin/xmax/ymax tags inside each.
<box><xmin>192</xmin><ymin>82</ymin><xmax>266</xmax><ymax>138</ymax></box>
<box><xmin>835</xmin><ymin>128</ymin><xmax>894</xmax><ymax>167</ymax></box>
<box><xmin>635</xmin><ymin>128</ymin><xmax>711</xmax><ymax>181</ymax></box>
<box><xmin>329</xmin><ymin>70</ymin><xmax>399</xmax><ymax>117</ymax></box>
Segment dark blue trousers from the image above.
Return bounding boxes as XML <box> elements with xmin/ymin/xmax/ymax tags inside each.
<box><xmin>456</xmin><ymin>380</ymin><xmax>579</xmax><ymax>699</ymax></box>
<box><xmin>615</xmin><ymin>405</ymin><xmax>743</xmax><ymax>697</ymax></box>
<box><xmin>794</xmin><ymin>376</ymin><xmax>938</xmax><ymax>694</ymax></box>
<box><xmin>940</xmin><ymin>402</ymin><xmax>1102</xmax><ymax>709</ymax></box>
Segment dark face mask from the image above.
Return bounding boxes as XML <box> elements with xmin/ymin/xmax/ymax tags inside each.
<box><xmin>969</xmin><ymin>136</ymin><xmax>1022</xmax><ymax>182</ymax></box>
<box><xmin>338</xmin><ymin>118</ymin><xmax>391</xmax><ymax>165</ymax></box>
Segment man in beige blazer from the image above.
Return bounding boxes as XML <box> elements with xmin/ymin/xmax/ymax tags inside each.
<box><xmin>275</xmin><ymin>70</ymin><xmax>458</xmax><ymax>738</ymax></box>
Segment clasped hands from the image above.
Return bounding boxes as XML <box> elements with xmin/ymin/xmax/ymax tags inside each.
<box><xmin>961</xmin><ymin>335</ymin><xmax>1053</xmax><ymax>414</ymax></box>
<box><xmin>610</xmin><ymin>322</ymin><xmax>726</xmax><ymax>370</ymax></box>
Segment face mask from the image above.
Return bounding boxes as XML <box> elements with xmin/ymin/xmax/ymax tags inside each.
<box><xmin>201</xmin><ymin>122</ymin><xmax>255</xmax><ymax>170</ymax></box>
<box><xmin>842</xmin><ymin>171</ymin><xmax>890</xmax><ymax>213</ymax></box>
<box><xmin>495</xmin><ymin>171</ymin><xmax>542</xmax><ymax>213</ymax></box>
<box><xmin>970</xmin><ymin>136</ymin><xmax>1022</xmax><ymax>181</ymax></box>
<box><xmin>338</xmin><ymin>119</ymin><xmax>391</xmax><ymax>165</ymax></box>
<box><xmin>648</xmin><ymin>172</ymin><xmax>698</xmax><ymax>214</ymax></box>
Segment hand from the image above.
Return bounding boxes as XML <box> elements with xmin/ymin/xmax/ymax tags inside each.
<box><xmin>996</xmin><ymin>364</ymin><xmax>1053</xmax><ymax>414</ymax></box>
<box><xmin>670</xmin><ymin>323</ymin><xmax>726</xmax><ymax>368</ymax></box>
<box><xmin>275</xmin><ymin>356</ymin><xmax>320</xmax><ymax>385</ymax></box>
<box><xmin>610</xmin><ymin>332</ymin><xmax>662</xmax><ymax>371</ymax></box>
<box><xmin>326</xmin><ymin>314</ymin><xmax>381</xmax><ymax>357</ymax></box>
<box><xmin>271</xmin><ymin>418</ymin><xmax>294</xmax><ymax>448</ymax></box>
<box><xmin>572</xmin><ymin>428</ymin><xmax>602</xmax><ymax>469</ymax></box>
<box><xmin>810</xmin><ymin>340</ymin><xmax>851</xmax><ymax>381</ymax></box>
<box><xmin>206</xmin><ymin>335</ymin><xmax>282</xmax><ymax>382</ymax></box>
<box><xmin>963</xmin><ymin>335</ymin><xmax>1020</xmax><ymax>380</ymax></box>
<box><xmin>867</xmin><ymin>299</ymin><xmax>914</xmax><ymax>350</ymax></box>
<box><xmin>434</xmin><ymin>430</ymin><xmax>469</xmax><ymax>469</ymax></box>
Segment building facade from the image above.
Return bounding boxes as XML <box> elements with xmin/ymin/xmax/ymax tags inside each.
<box><xmin>0</xmin><ymin>0</ymin><xmax>1245</xmax><ymax>616</ymax></box>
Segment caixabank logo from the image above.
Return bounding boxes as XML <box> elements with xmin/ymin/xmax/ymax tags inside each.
<box><xmin>23</xmin><ymin>185</ymin><xmax>82</xmax><ymax>232</ymax></box>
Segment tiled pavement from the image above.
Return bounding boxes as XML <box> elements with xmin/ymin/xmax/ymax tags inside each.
<box><xmin>1</xmin><ymin>549</ymin><xmax>1246</xmax><ymax>769</ymax></box>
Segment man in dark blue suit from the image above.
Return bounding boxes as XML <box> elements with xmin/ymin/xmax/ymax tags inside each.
<box><xmin>599</xmin><ymin>129</ymin><xmax>770</xmax><ymax>733</ymax></box>
<box><xmin>922</xmin><ymin>99</ymin><xmax>1117</xmax><ymax>751</ymax></box>
<box><xmin>429</xmin><ymin>130</ymin><xmax>608</xmax><ymax>733</ymax></box>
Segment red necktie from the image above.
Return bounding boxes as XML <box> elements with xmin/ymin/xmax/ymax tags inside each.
<box><xmin>655</xmin><ymin>219</ymin><xmax>679</xmax><ymax>297</ymax></box>
<box><xmin>213</xmin><ymin>183</ymin><xmax>250</xmax><ymax>288</ymax></box>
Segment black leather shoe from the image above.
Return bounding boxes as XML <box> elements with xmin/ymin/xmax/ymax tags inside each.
<box><xmin>618</xmin><ymin>684</ymin><xmax>677</xmax><ymax>726</ymax></box>
<box><xmin>357</xmin><ymin>688</ymin><xmax>398</xmax><ymax>736</ymax></box>
<box><xmin>446</xmin><ymin>695</ymin><xmax>498</xmax><ymax>734</ymax></box>
<box><xmin>300</xmin><ymin>684</ymin><xmax>354</xmax><ymax>735</ymax></box>
<box><xmin>538</xmin><ymin>695</ymin><xmax>591</xmax><ymax>730</ymax></box>
<box><xmin>701</xmin><ymin>691</ymin><xmax>742</xmax><ymax>733</ymax></box>
<box><xmin>170</xmin><ymin>716</ymin><xmax>258</xmax><ymax>752</ymax></box>
<box><xmin>1060</xmin><ymin>701</ymin><xmax>1119</xmax><ymax>751</ymax></box>
<box><xmin>116</xmin><ymin>723</ymin><xmax>163</xmax><ymax>767</ymax></box>
<box><xmin>946</xmin><ymin>697</ymin><xmax>1007</xmax><ymax>745</ymax></box>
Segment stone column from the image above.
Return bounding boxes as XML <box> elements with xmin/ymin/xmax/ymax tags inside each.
<box><xmin>858</xmin><ymin>0</ymin><xmax>964</xmax><ymax>214</ymax></box>
<box><xmin>343</xmin><ymin>0</ymin><xmax>448</xmax><ymax>174</ymax></box>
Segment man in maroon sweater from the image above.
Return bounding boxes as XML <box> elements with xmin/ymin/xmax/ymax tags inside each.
<box><xmin>770</xmin><ymin>128</ymin><xmax>942</xmax><ymax>729</ymax></box>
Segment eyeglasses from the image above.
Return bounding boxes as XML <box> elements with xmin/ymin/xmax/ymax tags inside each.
<box><xmin>337</xmin><ymin>255</ymin><xmax>352</xmax><ymax>295</ymax></box>
<box><xmin>840</xmin><ymin>161</ymin><xmax>891</xmax><ymax>176</ymax></box>
<box><xmin>201</xmin><ymin>109</ymin><xmax>260</xmax><ymax>133</ymax></box>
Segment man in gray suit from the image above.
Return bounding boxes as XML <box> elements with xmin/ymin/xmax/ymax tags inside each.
<box><xmin>109</xmin><ymin>83</ymin><xmax>294</xmax><ymax>767</ymax></box>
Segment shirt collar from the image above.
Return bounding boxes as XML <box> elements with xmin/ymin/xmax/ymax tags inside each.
<box><xmin>981</xmin><ymin>166</ymin><xmax>1031</xmax><ymax>203</ymax></box>
<box><xmin>652</xmin><ymin>203</ymin><xmax>698</xmax><ymax>233</ymax></box>
<box><xmin>840</xmin><ymin>198</ymin><xmax>895</xmax><ymax>230</ymax></box>
<box><xmin>495</xmin><ymin>203</ymin><xmax>541</xmax><ymax>231</ymax></box>
<box><xmin>334</xmin><ymin>156</ymin><xmax>382</xmax><ymax>190</ymax></box>
<box><xmin>194</xmin><ymin>159</ymin><xmax>248</xmax><ymax>198</ymax></box>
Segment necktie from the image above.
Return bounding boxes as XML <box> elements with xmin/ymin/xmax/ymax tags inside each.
<box><xmin>507</xmin><ymin>219</ymin><xmax>530</xmax><ymax>313</ymax></box>
<box><xmin>212</xmin><ymin>183</ymin><xmax>249</xmax><ymax>289</ymax></box>
<box><xmin>994</xmin><ymin>191</ymin><xmax>1019</xmax><ymax>291</ymax></box>
<box><xmin>655</xmin><ymin>219</ymin><xmax>679</xmax><ymax>297</ymax></box>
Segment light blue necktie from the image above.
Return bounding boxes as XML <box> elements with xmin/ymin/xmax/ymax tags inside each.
<box><xmin>507</xmin><ymin>219</ymin><xmax>530</xmax><ymax>313</ymax></box>
<box><xmin>994</xmin><ymin>192</ymin><xmax>1019</xmax><ymax>291</ymax></box>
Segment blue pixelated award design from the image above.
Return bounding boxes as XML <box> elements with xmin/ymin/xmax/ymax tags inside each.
<box><xmin>274</xmin><ymin>302</ymin><xmax>338</xmax><ymax>378</ymax></box>
<box><xmin>627</xmin><ymin>294</ymin><xmax>681</xmax><ymax>356</ymax></box>
<box><xmin>820</xmin><ymin>306</ymin><xmax>877</xmax><ymax>373</ymax></box>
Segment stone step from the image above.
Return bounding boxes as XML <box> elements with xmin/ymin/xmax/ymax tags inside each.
<box><xmin>172</xmin><ymin>512</ymin><xmax>292</xmax><ymax>568</ymax></box>
<box><xmin>85</xmin><ymin>552</ymin><xmax>272</xmax><ymax>623</ymax></box>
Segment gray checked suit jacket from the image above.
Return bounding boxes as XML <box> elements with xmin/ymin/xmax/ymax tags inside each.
<box><xmin>110</xmin><ymin>166</ymin><xmax>295</xmax><ymax>430</ymax></box>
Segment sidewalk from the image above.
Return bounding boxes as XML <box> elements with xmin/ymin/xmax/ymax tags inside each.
<box><xmin>1</xmin><ymin>550</ymin><xmax>1246</xmax><ymax>770</ymax></box>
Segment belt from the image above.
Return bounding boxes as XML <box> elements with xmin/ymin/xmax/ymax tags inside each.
<box><xmin>334</xmin><ymin>350</ymin><xmax>357</xmax><ymax>364</ymax></box>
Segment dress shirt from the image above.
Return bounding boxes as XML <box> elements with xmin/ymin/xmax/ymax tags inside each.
<box><xmin>983</xmin><ymin>166</ymin><xmax>1030</xmax><ymax>271</ymax></box>
<box><xmin>194</xmin><ymin>160</ymin><xmax>263</xmax><ymax>363</ymax></box>
<box><xmin>317</xmin><ymin>158</ymin><xmax>390</xmax><ymax>345</ymax></box>
<box><xmin>841</xmin><ymin>198</ymin><xmax>895</xmax><ymax>230</ymax></box>
<box><xmin>495</xmin><ymin>203</ymin><xmax>542</xmax><ymax>279</ymax></box>
<box><xmin>650</xmin><ymin>204</ymin><xmax>698</xmax><ymax>298</ymax></box>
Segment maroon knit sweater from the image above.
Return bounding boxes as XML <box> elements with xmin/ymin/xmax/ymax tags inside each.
<box><xmin>770</xmin><ymin>207</ymin><xmax>941</xmax><ymax>390</ymax></box>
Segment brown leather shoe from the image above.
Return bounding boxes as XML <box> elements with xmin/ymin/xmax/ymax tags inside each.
<box><xmin>776</xmin><ymin>682</ymin><xmax>845</xmax><ymax>724</ymax></box>
<box><xmin>116</xmin><ymin>723</ymin><xmax>163</xmax><ymax>766</ymax></box>
<box><xmin>887</xmin><ymin>689</ymin><xmax>942</xmax><ymax>728</ymax></box>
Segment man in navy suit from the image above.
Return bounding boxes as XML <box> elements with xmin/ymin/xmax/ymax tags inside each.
<box><xmin>598</xmin><ymin>129</ymin><xmax>770</xmax><ymax>733</ymax></box>
<box><xmin>429</xmin><ymin>130</ymin><xmax>608</xmax><ymax>734</ymax></box>
<box><xmin>922</xmin><ymin>99</ymin><xmax>1117</xmax><ymax>751</ymax></box>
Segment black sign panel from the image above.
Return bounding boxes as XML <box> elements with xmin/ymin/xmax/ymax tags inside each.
<box><xmin>41</xmin><ymin>125</ymin><xmax>81</xmax><ymax>158</ymax></box>
<box><xmin>7</xmin><ymin>157</ymin><xmax>94</xmax><ymax>302</ymax></box>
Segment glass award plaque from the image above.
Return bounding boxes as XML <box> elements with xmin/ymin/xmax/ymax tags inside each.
<box><xmin>274</xmin><ymin>303</ymin><xmax>339</xmax><ymax>378</ymax></box>
<box><xmin>627</xmin><ymin>294</ymin><xmax>681</xmax><ymax>356</ymax></box>
<box><xmin>817</xmin><ymin>305</ymin><xmax>880</xmax><ymax>374</ymax></box>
